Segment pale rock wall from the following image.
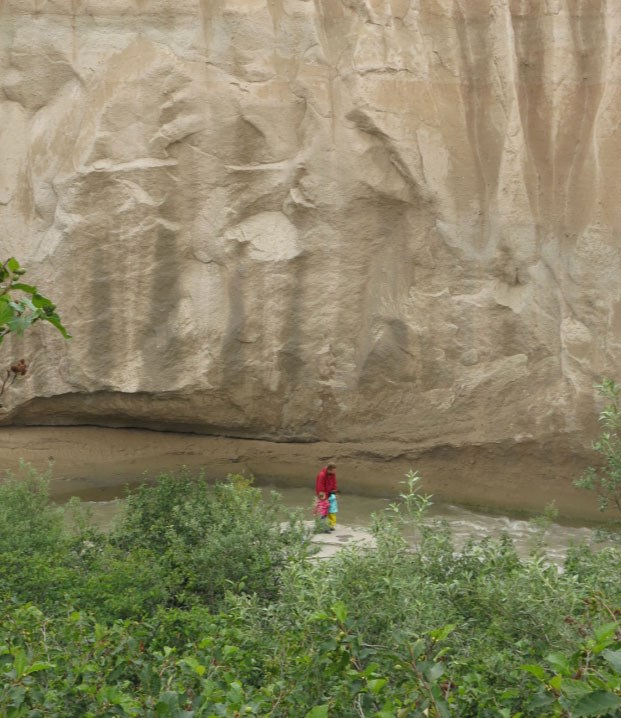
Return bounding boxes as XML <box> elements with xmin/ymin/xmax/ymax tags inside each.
<box><xmin>1</xmin><ymin>1</ymin><xmax>620</xmax><ymax>495</ymax></box>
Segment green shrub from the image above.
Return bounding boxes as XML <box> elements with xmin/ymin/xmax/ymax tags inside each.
<box><xmin>0</xmin><ymin>464</ymin><xmax>78</xmax><ymax>607</ymax></box>
<box><xmin>110</xmin><ymin>470</ymin><xmax>311</xmax><ymax>609</ymax></box>
<box><xmin>576</xmin><ymin>378</ymin><xmax>621</xmax><ymax>515</ymax></box>
<box><xmin>2</xmin><ymin>466</ymin><xmax>621</xmax><ymax>715</ymax></box>
<box><xmin>0</xmin><ymin>463</ymin><xmax>64</xmax><ymax>555</ymax></box>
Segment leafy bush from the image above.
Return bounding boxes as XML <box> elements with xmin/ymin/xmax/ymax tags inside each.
<box><xmin>2</xmin><ymin>466</ymin><xmax>621</xmax><ymax>716</ymax></box>
<box><xmin>0</xmin><ymin>463</ymin><xmax>64</xmax><ymax>556</ymax></box>
<box><xmin>0</xmin><ymin>463</ymin><xmax>79</xmax><ymax>607</ymax></box>
<box><xmin>576</xmin><ymin>378</ymin><xmax>621</xmax><ymax>515</ymax></box>
<box><xmin>109</xmin><ymin>470</ymin><xmax>311</xmax><ymax>609</ymax></box>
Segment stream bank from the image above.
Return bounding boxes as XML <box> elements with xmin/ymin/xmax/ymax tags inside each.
<box><xmin>0</xmin><ymin>425</ymin><xmax>609</xmax><ymax>522</ymax></box>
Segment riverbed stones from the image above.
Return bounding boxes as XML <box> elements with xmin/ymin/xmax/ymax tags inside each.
<box><xmin>0</xmin><ymin>2</ymin><xmax>620</xmax><ymax>512</ymax></box>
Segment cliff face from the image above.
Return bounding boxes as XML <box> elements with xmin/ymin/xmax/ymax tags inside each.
<box><xmin>1</xmin><ymin>1</ymin><xmax>619</xmax><ymax>469</ymax></box>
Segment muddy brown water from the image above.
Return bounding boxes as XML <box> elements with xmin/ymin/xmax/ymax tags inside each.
<box><xmin>0</xmin><ymin>426</ymin><xmax>609</xmax><ymax>563</ymax></box>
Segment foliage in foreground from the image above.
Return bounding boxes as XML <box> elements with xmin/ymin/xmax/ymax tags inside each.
<box><xmin>2</xmin><ymin>469</ymin><xmax>621</xmax><ymax>716</ymax></box>
<box><xmin>576</xmin><ymin>378</ymin><xmax>621</xmax><ymax>516</ymax></box>
<box><xmin>0</xmin><ymin>257</ymin><xmax>70</xmax><ymax>344</ymax></box>
<box><xmin>0</xmin><ymin>257</ymin><xmax>70</xmax><ymax>403</ymax></box>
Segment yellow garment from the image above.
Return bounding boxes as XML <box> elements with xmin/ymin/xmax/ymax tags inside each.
<box><xmin>328</xmin><ymin>513</ymin><xmax>336</xmax><ymax>528</ymax></box>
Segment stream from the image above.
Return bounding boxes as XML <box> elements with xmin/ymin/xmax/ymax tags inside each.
<box><xmin>79</xmin><ymin>484</ymin><xmax>601</xmax><ymax>566</ymax></box>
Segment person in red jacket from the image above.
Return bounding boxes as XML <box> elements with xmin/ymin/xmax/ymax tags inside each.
<box><xmin>315</xmin><ymin>463</ymin><xmax>338</xmax><ymax>496</ymax></box>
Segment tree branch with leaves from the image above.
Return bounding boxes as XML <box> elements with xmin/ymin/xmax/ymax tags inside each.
<box><xmin>0</xmin><ymin>257</ymin><xmax>70</xmax><ymax>405</ymax></box>
<box><xmin>575</xmin><ymin>378</ymin><xmax>621</xmax><ymax>513</ymax></box>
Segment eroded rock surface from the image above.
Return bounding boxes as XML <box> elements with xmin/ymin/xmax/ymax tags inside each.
<box><xmin>1</xmin><ymin>1</ymin><xmax>620</xmax><ymax>507</ymax></box>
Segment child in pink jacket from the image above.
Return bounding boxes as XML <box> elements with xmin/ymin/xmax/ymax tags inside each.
<box><xmin>314</xmin><ymin>491</ymin><xmax>330</xmax><ymax>532</ymax></box>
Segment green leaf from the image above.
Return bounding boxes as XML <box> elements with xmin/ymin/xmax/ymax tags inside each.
<box><xmin>305</xmin><ymin>706</ymin><xmax>329</xmax><ymax>718</ymax></box>
<box><xmin>24</xmin><ymin>661</ymin><xmax>54</xmax><ymax>675</ymax></box>
<box><xmin>6</xmin><ymin>258</ymin><xmax>20</xmax><ymax>273</ymax></box>
<box><xmin>332</xmin><ymin>601</ymin><xmax>347</xmax><ymax>624</ymax></box>
<box><xmin>521</xmin><ymin>664</ymin><xmax>547</xmax><ymax>681</ymax></box>
<box><xmin>528</xmin><ymin>690</ymin><xmax>556</xmax><ymax>710</ymax></box>
<box><xmin>311</xmin><ymin>611</ymin><xmax>331</xmax><ymax>622</ymax></box>
<box><xmin>560</xmin><ymin>678</ymin><xmax>597</xmax><ymax>700</ymax></box>
<box><xmin>434</xmin><ymin>697</ymin><xmax>452</xmax><ymax>718</ymax></box>
<box><xmin>546</xmin><ymin>652</ymin><xmax>571</xmax><ymax>674</ymax></box>
<box><xmin>10</xmin><ymin>296</ymin><xmax>37</xmax><ymax>313</ymax></box>
<box><xmin>7</xmin><ymin>315</ymin><xmax>34</xmax><ymax>335</ymax></box>
<box><xmin>155</xmin><ymin>691</ymin><xmax>181</xmax><ymax>716</ymax></box>
<box><xmin>571</xmin><ymin>690</ymin><xmax>621</xmax><ymax>717</ymax></box>
<box><xmin>42</xmin><ymin>313</ymin><xmax>71</xmax><ymax>339</ymax></box>
<box><xmin>182</xmin><ymin>656</ymin><xmax>206</xmax><ymax>676</ymax></box>
<box><xmin>429</xmin><ymin>624</ymin><xmax>456</xmax><ymax>642</ymax></box>
<box><xmin>410</xmin><ymin>638</ymin><xmax>426</xmax><ymax>659</ymax></box>
<box><xmin>593</xmin><ymin>623</ymin><xmax>618</xmax><ymax>648</ymax></box>
<box><xmin>12</xmin><ymin>648</ymin><xmax>27</xmax><ymax>678</ymax></box>
<box><xmin>0</xmin><ymin>301</ymin><xmax>14</xmax><ymax>326</ymax></box>
<box><xmin>367</xmin><ymin>678</ymin><xmax>387</xmax><ymax>694</ymax></box>
<box><xmin>31</xmin><ymin>293</ymin><xmax>55</xmax><ymax>309</ymax></box>
<box><xmin>603</xmin><ymin>649</ymin><xmax>621</xmax><ymax>675</ymax></box>
<box><xmin>549</xmin><ymin>675</ymin><xmax>563</xmax><ymax>691</ymax></box>
<box><xmin>11</xmin><ymin>283</ymin><xmax>37</xmax><ymax>295</ymax></box>
<box><xmin>425</xmin><ymin>662</ymin><xmax>445</xmax><ymax>682</ymax></box>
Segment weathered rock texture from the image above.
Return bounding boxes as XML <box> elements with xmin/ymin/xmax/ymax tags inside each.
<box><xmin>1</xmin><ymin>0</ymin><xmax>620</xmax><ymax>510</ymax></box>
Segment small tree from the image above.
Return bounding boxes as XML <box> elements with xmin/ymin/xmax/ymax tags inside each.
<box><xmin>0</xmin><ymin>257</ymin><xmax>70</xmax><ymax>403</ymax></box>
<box><xmin>575</xmin><ymin>378</ymin><xmax>621</xmax><ymax>513</ymax></box>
